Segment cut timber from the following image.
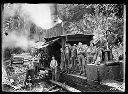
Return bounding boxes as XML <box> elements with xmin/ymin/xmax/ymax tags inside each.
<box><xmin>49</xmin><ymin>80</ymin><xmax>81</xmax><ymax>92</ymax></box>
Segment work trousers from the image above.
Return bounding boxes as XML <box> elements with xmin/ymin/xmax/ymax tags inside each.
<box><xmin>65</xmin><ymin>53</ymin><xmax>70</xmax><ymax>73</ymax></box>
<box><xmin>77</xmin><ymin>54</ymin><xmax>86</xmax><ymax>74</ymax></box>
<box><xmin>71</xmin><ymin>56</ymin><xmax>77</xmax><ymax>69</ymax></box>
<box><xmin>60</xmin><ymin>54</ymin><xmax>65</xmax><ymax>71</ymax></box>
<box><xmin>52</xmin><ymin>68</ymin><xmax>57</xmax><ymax>81</ymax></box>
<box><xmin>60</xmin><ymin>60</ymin><xmax>65</xmax><ymax>71</ymax></box>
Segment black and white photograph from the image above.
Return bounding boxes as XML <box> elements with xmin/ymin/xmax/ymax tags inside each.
<box><xmin>1</xmin><ymin>4</ymin><xmax>126</xmax><ymax>92</ymax></box>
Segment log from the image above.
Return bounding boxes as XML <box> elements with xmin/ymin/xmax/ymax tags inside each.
<box><xmin>47</xmin><ymin>85</ymin><xmax>56</xmax><ymax>91</ymax></box>
<box><xmin>49</xmin><ymin>80</ymin><xmax>81</xmax><ymax>92</ymax></box>
<box><xmin>48</xmin><ymin>89</ymin><xmax>60</xmax><ymax>92</ymax></box>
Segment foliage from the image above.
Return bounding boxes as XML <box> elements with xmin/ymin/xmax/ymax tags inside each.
<box><xmin>3</xmin><ymin>15</ymin><xmax>24</xmax><ymax>33</ymax></box>
<box><xmin>3</xmin><ymin>47</ymin><xmax>24</xmax><ymax>60</ymax></box>
<box><xmin>57</xmin><ymin>4</ymin><xmax>94</xmax><ymax>22</ymax></box>
<box><xmin>57</xmin><ymin>4</ymin><xmax>124</xmax><ymax>44</ymax></box>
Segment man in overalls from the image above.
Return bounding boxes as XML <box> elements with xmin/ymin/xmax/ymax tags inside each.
<box><xmin>77</xmin><ymin>42</ymin><xmax>86</xmax><ymax>75</ymax></box>
<box><xmin>65</xmin><ymin>45</ymin><xmax>70</xmax><ymax>73</ymax></box>
<box><xmin>71</xmin><ymin>44</ymin><xmax>77</xmax><ymax>73</ymax></box>
<box><xmin>60</xmin><ymin>48</ymin><xmax>65</xmax><ymax>71</ymax></box>
<box><xmin>50</xmin><ymin>56</ymin><xmax>58</xmax><ymax>81</ymax></box>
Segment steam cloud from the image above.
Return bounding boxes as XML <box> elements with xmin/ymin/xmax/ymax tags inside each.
<box><xmin>3</xmin><ymin>3</ymin><xmax>60</xmax><ymax>51</ymax></box>
<box><xmin>21</xmin><ymin>4</ymin><xmax>54</xmax><ymax>29</ymax></box>
<box><xmin>3</xmin><ymin>31</ymin><xmax>35</xmax><ymax>50</ymax></box>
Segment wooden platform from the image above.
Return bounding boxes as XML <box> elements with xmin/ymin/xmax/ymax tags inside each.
<box><xmin>59</xmin><ymin>73</ymin><xmax>87</xmax><ymax>86</ymax></box>
<box><xmin>67</xmin><ymin>74</ymin><xmax>87</xmax><ymax>80</ymax></box>
<box><xmin>58</xmin><ymin>73</ymin><xmax>121</xmax><ymax>92</ymax></box>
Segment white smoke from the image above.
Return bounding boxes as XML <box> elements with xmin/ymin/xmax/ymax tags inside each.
<box><xmin>3</xmin><ymin>3</ymin><xmax>55</xmax><ymax>29</ymax></box>
<box><xmin>21</xmin><ymin>4</ymin><xmax>54</xmax><ymax>29</ymax></box>
<box><xmin>3</xmin><ymin>3</ymin><xmax>60</xmax><ymax>51</ymax></box>
<box><xmin>2</xmin><ymin>31</ymin><xmax>35</xmax><ymax>50</ymax></box>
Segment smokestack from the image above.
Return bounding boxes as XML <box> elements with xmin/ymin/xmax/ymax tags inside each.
<box><xmin>50</xmin><ymin>4</ymin><xmax>58</xmax><ymax>23</ymax></box>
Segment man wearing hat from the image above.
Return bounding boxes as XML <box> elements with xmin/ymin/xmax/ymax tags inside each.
<box><xmin>60</xmin><ymin>48</ymin><xmax>65</xmax><ymax>71</ymax></box>
<box><xmin>50</xmin><ymin>56</ymin><xmax>58</xmax><ymax>81</ymax></box>
<box><xmin>77</xmin><ymin>42</ymin><xmax>86</xmax><ymax>75</ymax></box>
<box><xmin>65</xmin><ymin>44</ymin><xmax>70</xmax><ymax>73</ymax></box>
<box><xmin>71</xmin><ymin>44</ymin><xmax>77</xmax><ymax>72</ymax></box>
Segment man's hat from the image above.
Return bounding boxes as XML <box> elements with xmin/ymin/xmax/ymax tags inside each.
<box><xmin>78</xmin><ymin>42</ymin><xmax>82</xmax><ymax>45</ymax></box>
<box><xmin>52</xmin><ymin>56</ymin><xmax>55</xmax><ymax>58</ymax></box>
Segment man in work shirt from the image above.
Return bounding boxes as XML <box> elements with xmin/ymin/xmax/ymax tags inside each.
<box><xmin>50</xmin><ymin>56</ymin><xmax>58</xmax><ymax>81</ymax></box>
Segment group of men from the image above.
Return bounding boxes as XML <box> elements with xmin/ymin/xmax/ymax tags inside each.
<box><xmin>60</xmin><ymin>41</ymin><xmax>100</xmax><ymax>76</ymax></box>
<box><xmin>59</xmin><ymin>39</ymin><xmax>124</xmax><ymax>76</ymax></box>
<box><xmin>23</xmin><ymin>41</ymin><xmax>123</xmax><ymax>86</ymax></box>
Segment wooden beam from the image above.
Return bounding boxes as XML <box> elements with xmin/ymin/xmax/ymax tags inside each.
<box><xmin>67</xmin><ymin>74</ymin><xmax>87</xmax><ymax>80</ymax></box>
<box><xmin>56</xmin><ymin>39</ymin><xmax>62</xmax><ymax>46</ymax></box>
<box><xmin>48</xmin><ymin>89</ymin><xmax>60</xmax><ymax>92</ymax></box>
<box><xmin>49</xmin><ymin>80</ymin><xmax>81</xmax><ymax>92</ymax></box>
<box><xmin>47</xmin><ymin>85</ymin><xmax>57</xmax><ymax>91</ymax></box>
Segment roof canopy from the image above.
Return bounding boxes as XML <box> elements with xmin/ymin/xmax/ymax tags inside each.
<box><xmin>45</xmin><ymin>34</ymin><xmax>93</xmax><ymax>46</ymax></box>
<box><xmin>44</xmin><ymin>23</ymin><xmax>93</xmax><ymax>39</ymax></box>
